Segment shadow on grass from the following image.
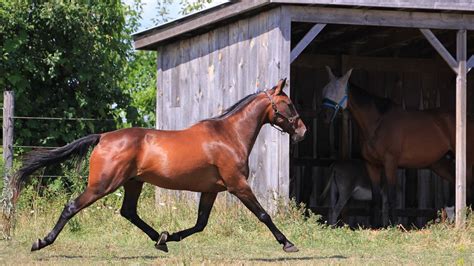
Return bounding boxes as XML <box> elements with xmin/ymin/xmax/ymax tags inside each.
<box><xmin>248</xmin><ymin>255</ymin><xmax>347</xmax><ymax>262</ymax></box>
<box><xmin>38</xmin><ymin>254</ymin><xmax>161</xmax><ymax>261</ymax></box>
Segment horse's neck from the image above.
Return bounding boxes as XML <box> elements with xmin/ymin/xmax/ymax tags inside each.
<box><xmin>347</xmin><ymin>87</ymin><xmax>382</xmax><ymax>140</ymax></box>
<box><xmin>226</xmin><ymin>96</ymin><xmax>270</xmax><ymax>154</ymax></box>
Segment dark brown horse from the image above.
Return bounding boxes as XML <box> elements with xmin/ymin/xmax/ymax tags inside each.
<box><xmin>319</xmin><ymin>67</ymin><xmax>464</xmax><ymax>226</ymax></box>
<box><xmin>14</xmin><ymin>79</ymin><xmax>306</xmax><ymax>253</ymax></box>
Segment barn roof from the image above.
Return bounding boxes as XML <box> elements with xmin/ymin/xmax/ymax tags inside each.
<box><xmin>132</xmin><ymin>0</ymin><xmax>474</xmax><ymax>51</ymax></box>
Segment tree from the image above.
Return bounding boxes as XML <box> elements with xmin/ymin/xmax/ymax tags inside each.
<box><xmin>0</xmin><ymin>1</ymin><xmax>137</xmax><ymax>148</ymax></box>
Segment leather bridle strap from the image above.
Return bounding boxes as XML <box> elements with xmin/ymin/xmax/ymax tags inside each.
<box><xmin>263</xmin><ymin>90</ymin><xmax>299</xmax><ymax>133</ymax></box>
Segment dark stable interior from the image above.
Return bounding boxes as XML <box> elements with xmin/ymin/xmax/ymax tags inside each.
<box><xmin>289</xmin><ymin>23</ymin><xmax>474</xmax><ymax>228</ymax></box>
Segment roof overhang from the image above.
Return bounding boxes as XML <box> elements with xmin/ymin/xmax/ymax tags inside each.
<box><xmin>132</xmin><ymin>0</ymin><xmax>474</xmax><ymax>51</ymax></box>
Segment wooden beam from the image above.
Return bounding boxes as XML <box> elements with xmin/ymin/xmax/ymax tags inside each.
<box><xmin>270</xmin><ymin>0</ymin><xmax>474</xmax><ymax>12</ymax></box>
<box><xmin>468</xmin><ymin>55</ymin><xmax>474</xmax><ymax>72</ymax></box>
<box><xmin>290</xmin><ymin>23</ymin><xmax>326</xmax><ymax>63</ymax></box>
<box><xmin>287</xmin><ymin>6</ymin><xmax>474</xmax><ymax>31</ymax></box>
<box><xmin>455</xmin><ymin>29</ymin><xmax>467</xmax><ymax>228</ymax></box>
<box><xmin>420</xmin><ymin>29</ymin><xmax>458</xmax><ymax>74</ymax></box>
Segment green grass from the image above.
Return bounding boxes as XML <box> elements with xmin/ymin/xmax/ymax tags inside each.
<box><xmin>1</xmin><ymin>187</ymin><xmax>473</xmax><ymax>265</ymax></box>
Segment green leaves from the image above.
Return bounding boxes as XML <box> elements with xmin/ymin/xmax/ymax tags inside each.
<box><xmin>0</xmin><ymin>1</ymin><xmax>137</xmax><ymax>148</ymax></box>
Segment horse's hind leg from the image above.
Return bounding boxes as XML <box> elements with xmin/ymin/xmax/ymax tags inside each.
<box><xmin>430</xmin><ymin>156</ymin><xmax>455</xmax><ymax>206</ymax></box>
<box><xmin>31</xmin><ymin>185</ymin><xmax>115</xmax><ymax>251</ymax></box>
<box><xmin>31</xmin><ymin>157</ymin><xmax>131</xmax><ymax>251</ymax></box>
<box><xmin>157</xmin><ymin>192</ymin><xmax>217</xmax><ymax>252</ymax></box>
<box><xmin>120</xmin><ymin>180</ymin><xmax>160</xmax><ymax>242</ymax></box>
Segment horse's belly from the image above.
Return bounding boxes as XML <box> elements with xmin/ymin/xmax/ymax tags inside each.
<box><xmin>398</xmin><ymin>136</ymin><xmax>449</xmax><ymax>167</ymax></box>
<box><xmin>138</xmin><ymin>166</ymin><xmax>226</xmax><ymax>193</ymax></box>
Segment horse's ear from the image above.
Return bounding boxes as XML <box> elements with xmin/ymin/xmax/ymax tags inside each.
<box><xmin>340</xmin><ymin>68</ymin><xmax>353</xmax><ymax>84</ymax></box>
<box><xmin>275</xmin><ymin>78</ymin><xmax>287</xmax><ymax>95</ymax></box>
<box><xmin>325</xmin><ymin>66</ymin><xmax>336</xmax><ymax>80</ymax></box>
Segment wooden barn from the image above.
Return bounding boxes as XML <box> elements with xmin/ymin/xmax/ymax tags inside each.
<box><xmin>133</xmin><ymin>1</ymin><xmax>474</xmax><ymax>226</ymax></box>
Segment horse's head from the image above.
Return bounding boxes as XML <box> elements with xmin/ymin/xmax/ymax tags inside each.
<box><xmin>320</xmin><ymin>66</ymin><xmax>353</xmax><ymax>124</ymax></box>
<box><xmin>265</xmin><ymin>78</ymin><xmax>306</xmax><ymax>143</ymax></box>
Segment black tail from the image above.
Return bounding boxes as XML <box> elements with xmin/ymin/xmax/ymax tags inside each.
<box><xmin>13</xmin><ymin>134</ymin><xmax>101</xmax><ymax>200</ymax></box>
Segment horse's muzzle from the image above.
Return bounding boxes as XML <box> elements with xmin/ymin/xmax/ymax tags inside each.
<box><xmin>291</xmin><ymin>122</ymin><xmax>307</xmax><ymax>143</ymax></box>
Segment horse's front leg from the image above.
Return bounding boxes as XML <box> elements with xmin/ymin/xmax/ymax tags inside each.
<box><xmin>228</xmin><ymin>179</ymin><xmax>298</xmax><ymax>253</ymax></box>
<box><xmin>365</xmin><ymin>163</ymin><xmax>382</xmax><ymax>228</ymax></box>
<box><xmin>155</xmin><ymin>192</ymin><xmax>217</xmax><ymax>252</ymax></box>
<box><xmin>383</xmin><ymin>156</ymin><xmax>399</xmax><ymax>226</ymax></box>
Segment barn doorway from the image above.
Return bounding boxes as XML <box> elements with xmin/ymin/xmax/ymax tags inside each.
<box><xmin>289</xmin><ymin>23</ymin><xmax>474</xmax><ymax>227</ymax></box>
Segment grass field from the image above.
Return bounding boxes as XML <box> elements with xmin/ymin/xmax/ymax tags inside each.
<box><xmin>1</xmin><ymin>187</ymin><xmax>473</xmax><ymax>265</ymax></box>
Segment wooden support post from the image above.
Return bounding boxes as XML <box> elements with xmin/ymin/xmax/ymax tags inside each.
<box><xmin>419</xmin><ymin>29</ymin><xmax>458</xmax><ymax>74</ymax></box>
<box><xmin>455</xmin><ymin>29</ymin><xmax>467</xmax><ymax>228</ymax></box>
<box><xmin>290</xmin><ymin>23</ymin><xmax>326</xmax><ymax>63</ymax></box>
<box><xmin>2</xmin><ymin>90</ymin><xmax>14</xmax><ymax>238</ymax></box>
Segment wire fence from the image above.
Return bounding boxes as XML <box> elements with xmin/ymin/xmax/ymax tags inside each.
<box><xmin>1</xmin><ymin>111</ymin><xmax>116</xmax><ymax>150</ymax></box>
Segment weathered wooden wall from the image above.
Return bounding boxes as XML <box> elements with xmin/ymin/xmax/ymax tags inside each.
<box><xmin>155</xmin><ymin>7</ymin><xmax>290</xmax><ymax>212</ymax></box>
<box><xmin>291</xmin><ymin>54</ymin><xmax>472</xmax><ymax>227</ymax></box>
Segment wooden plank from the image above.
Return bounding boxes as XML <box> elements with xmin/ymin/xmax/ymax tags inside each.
<box><xmin>419</xmin><ymin>29</ymin><xmax>458</xmax><ymax>74</ymax></box>
<box><xmin>133</xmin><ymin>0</ymin><xmax>269</xmax><ymax>50</ymax></box>
<box><xmin>156</xmin><ymin>47</ymin><xmax>163</xmax><ymax>130</ymax></box>
<box><xmin>287</xmin><ymin>6</ymin><xmax>474</xmax><ymax>30</ymax></box>
<box><xmin>270</xmin><ymin>0</ymin><xmax>474</xmax><ymax>12</ymax></box>
<box><xmin>278</xmin><ymin>6</ymin><xmax>292</xmax><ymax>203</ymax></box>
<box><xmin>198</xmin><ymin>32</ymin><xmax>210</xmax><ymax>121</ymax></box>
<box><xmin>455</xmin><ymin>29</ymin><xmax>467</xmax><ymax>228</ymax></box>
<box><xmin>295</xmin><ymin>54</ymin><xmax>452</xmax><ymax>73</ymax></box>
<box><xmin>290</xmin><ymin>23</ymin><xmax>326</xmax><ymax>63</ymax></box>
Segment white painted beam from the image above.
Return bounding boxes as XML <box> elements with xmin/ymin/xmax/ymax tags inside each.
<box><xmin>420</xmin><ymin>29</ymin><xmax>458</xmax><ymax>74</ymax></box>
<box><xmin>455</xmin><ymin>29</ymin><xmax>467</xmax><ymax>228</ymax></box>
<box><xmin>290</xmin><ymin>23</ymin><xmax>326</xmax><ymax>63</ymax></box>
<box><xmin>468</xmin><ymin>55</ymin><xmax>474</xmax><ymax>72</ymax></box>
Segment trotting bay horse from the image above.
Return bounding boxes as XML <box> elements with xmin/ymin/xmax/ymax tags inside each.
<box><xmin>13</xmin><ymin>79</ymin><xmax>306</xmax><ymax>253</ymax></box>
<box><xmin>319</xmin><ymin>67</ymin><xmax>469</xmax><ymax>226</ymax></box>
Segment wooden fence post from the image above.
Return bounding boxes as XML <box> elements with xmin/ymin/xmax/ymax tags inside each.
<box><xmin>2</xmin><ymin>90</ymin><xmax>14</xmax><ymax>238</ymax></box>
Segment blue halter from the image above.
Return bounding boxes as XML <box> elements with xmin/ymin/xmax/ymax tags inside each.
<box><xmin>322</xmin><ymin>84</ymin><xmax>349</xmax><ymax>122</ymax></box>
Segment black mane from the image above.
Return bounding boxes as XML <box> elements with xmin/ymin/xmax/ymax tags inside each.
<box><xmin>204</xmin><ymin>91</ymin><xmax>261</xmax><ymax>121</ymax></box>
<box><xmin>349</xmin><ymin>83</ymin><xmax>393</xmax><ymax>114</ymax></box>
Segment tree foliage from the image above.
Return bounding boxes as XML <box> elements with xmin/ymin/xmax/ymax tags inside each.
<box><xmin>0</xmin><ymin>1</ymin><xmax>137</xmax><ymax>147</ymax></box>
<box><xmin>0</xmin><ymin>0</ymin><xmax>217</xmax><ymax>148</ymax></box>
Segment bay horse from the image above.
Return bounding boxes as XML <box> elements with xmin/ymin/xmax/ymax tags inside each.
<box><xmin>320</xmin><ymin>160</ymin><xmax>372</xmax><ymax>226</ymax></box>
<box><xmin>13</xmin><ymin>79</ymin><xmax>306</xmax><ymax>253</ymax></box>
<box><xmin>319</xmin><ymin>67</ymin><xmax>463</xmax><ymax>226</ymax></box>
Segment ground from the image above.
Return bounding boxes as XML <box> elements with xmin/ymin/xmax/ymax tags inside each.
<box><xmin>1</xmin><ymin>192</ymin><xmax>473</xmax><ymax>265</ymax></box>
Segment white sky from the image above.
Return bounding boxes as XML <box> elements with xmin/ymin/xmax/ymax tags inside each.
<box><xmin>125</xmin><ymin>0</ymin><xmax>227</xmax><ymax>32</ymax></box>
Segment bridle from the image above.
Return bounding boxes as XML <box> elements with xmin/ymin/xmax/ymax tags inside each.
<box><xmin>321</xmin><ymin>84</ymin><xmax>348</xmax><ymax>122</ymax></box>
<box><xmin>263</xmin><ymin>90</ymin><xmax>300</xmax><ymax>133</ymax></box>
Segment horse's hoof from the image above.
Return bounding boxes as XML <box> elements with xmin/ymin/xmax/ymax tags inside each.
<box><xmin>31</xmin><ymin>239</ymin><xmax>42</xmax><ymax>252</ymax></box>
<box><xmin>283</xmin><ymin>242</ymin><xmax>299</xmax><ymax>253</ymax></box>
<box><xmin>155</xmin><ymin>243</ymin><xmax>169</xmax><ymax>253</ymax></box>
<box><xmin>155</xmin><ymin>231</ymin><xmax>169</xmax><ymax>252</ymax></box>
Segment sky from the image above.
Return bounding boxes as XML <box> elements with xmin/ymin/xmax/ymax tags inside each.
<box><xmin>125</xmin><ymin>0</ymin><xmax>227</xmax><ymax>33</ymax></box>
